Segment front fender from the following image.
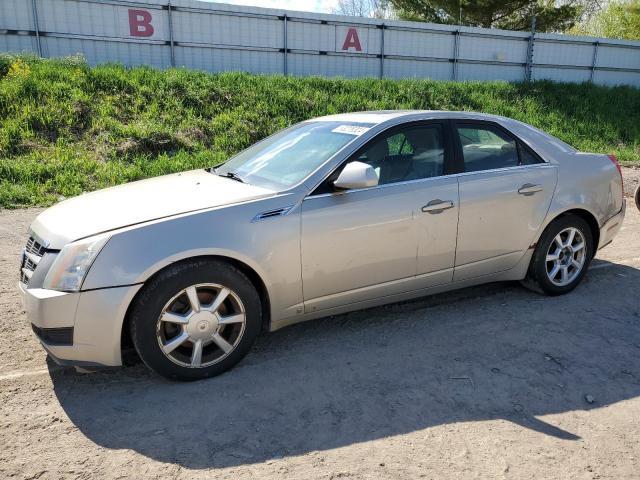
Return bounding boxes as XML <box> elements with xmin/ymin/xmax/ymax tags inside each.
<box><xmin>82</xmin><ymin>200</ymin><xmax>303</xmax><ymax>324</ymax></box>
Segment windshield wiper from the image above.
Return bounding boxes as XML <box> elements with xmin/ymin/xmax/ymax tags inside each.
<box><xmin>217</xmin><ymin>171</ymin><xmax>246</xmax><ymax>184</ymax></box>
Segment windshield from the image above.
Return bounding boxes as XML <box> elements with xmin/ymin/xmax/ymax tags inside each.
<box><xmin>215</xmin><ymin>121</ymin><xmax>374</xmax><ymax>189</ymax></box>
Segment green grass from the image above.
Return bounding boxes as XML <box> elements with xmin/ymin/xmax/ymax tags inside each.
<box><xmin>1</xmin><ymin>54</ymin><xmax>639</xmax><ymax>208</ymax></box>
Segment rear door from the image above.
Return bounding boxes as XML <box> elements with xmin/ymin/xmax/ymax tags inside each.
<box><xmin>452</xmin><ymin>121</ymin><xmax>558</xmax><ymax>281</ymax></box>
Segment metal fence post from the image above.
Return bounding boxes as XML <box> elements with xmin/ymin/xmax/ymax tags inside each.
<box><xmin>452</xmin><ymin>30</ymin><xmax>459</xmax><ymax>81</ymax></box>
<box><xmin>379</xmin><ymin>23</ymin><xmax>385</xmax><ymax>79</ymax></box>
<box><xmin>167</xmin><ymin>0</ymin><xmax>175</xmax><ymax>67</ymax></box>
<box><xmin>283</xmin><ymin>14</ymin><xmax>288</xmax><ymax>76</ymax></box>
<box><xmin>590</xmin><ymin>40</ymin><xmax>599</xmax><ymax>83</ymax></box>
<box><xmin>31</xmin><ymin>0</ymin><xmax>42</xmax><ymax>57</ymax></box>
<box><xmin>525</xmin><ymin>15</ymin><xmax>536</xmax><ymax>82</ymax></box>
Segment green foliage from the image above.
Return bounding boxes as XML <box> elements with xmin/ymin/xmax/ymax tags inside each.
<box><xmin>0</xmin><ymin>54</ymin><xmax>639</xmax><ymax>208</ymax></box>
<box><xmin>571</xmin><ymin>0</ymin><xmax>640</xmax><ymax>40</ymax></box>
<box><xmin>391</xmin><ymin>0</ymin><xmax>586</xmax><ymax>31</ymax></box>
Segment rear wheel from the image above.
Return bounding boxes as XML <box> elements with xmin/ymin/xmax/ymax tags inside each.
<box><xmin>522</xmin><ymin>215</ymin><xmax>594</xmax><ymax>296</ymax></box>
<box><xmin>130</xmin><ymin>259</ymin><xmax>261</xmax><ymax>381</ymax></box>
<box><xmin>635</xmin><ymin>184</ymin><xmax>640</xmax><ymax>212</ymax></box>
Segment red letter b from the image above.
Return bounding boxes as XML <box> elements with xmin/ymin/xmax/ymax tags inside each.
<box><xmin>128</xmin><ymin>9</ymin><xmax>154</xmax><ymax>37</ymax></box>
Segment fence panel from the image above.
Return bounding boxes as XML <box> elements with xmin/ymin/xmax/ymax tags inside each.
<box><xmin>0</xmin><ymin>0</ymin><xmax>34</xmax><ymax>30</ymax></box>
<box><xmin>0</xmin><ymin>0</ymin><xmax>638</xmax><ymax>87</ymax></box>
<box><xmin>384</xmin><ymin>28</ymin><xmax>453</xmax><ymax>59</ymax></box>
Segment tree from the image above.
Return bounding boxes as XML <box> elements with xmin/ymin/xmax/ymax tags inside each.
<box><xmin>389</xmin><ymin>0</ymin><xmax>589</xmax><ymax>32</ymax></box>
<box><xmin>333</xmin><ymin>0</ymin><xmax>396</xmax><ymax>18</ymax></box>
<box><xmin>571</xmin><ymin>0</ymin><xmax>640</xmax><ymax>40</ymax></box>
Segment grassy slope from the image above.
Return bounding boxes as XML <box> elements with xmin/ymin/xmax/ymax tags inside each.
<box><xmin>1</xmin><ymin>54</ymin><xmax>639</xmax><ymax>208</ymax></box>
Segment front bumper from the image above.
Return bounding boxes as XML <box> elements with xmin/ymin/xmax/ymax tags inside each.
<box><xmin>19</xmin><ymin>282</ymin><xmax>142</xmax><ymax>367</ymax></box>
<box><xmin>599</xmin><ymin>200</ymin><xmax>626</xmax><ymax>250</ymax></box>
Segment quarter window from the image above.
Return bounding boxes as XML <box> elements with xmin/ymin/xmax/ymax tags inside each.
<box><xmin>519</xmin><ymin>143</ymin><xmax>544</xmax><ymax>165</ymax></box>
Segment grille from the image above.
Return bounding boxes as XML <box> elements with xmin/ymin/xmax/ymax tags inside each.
<box><xmin>20</xmin><ymin>236</ymin><xmax>46</xmax><ymax>286</ymax></box>
<box><xmin>25</xmin><ymin>236</ymin><xmax>46</xmax><ymax>257</ymax></box>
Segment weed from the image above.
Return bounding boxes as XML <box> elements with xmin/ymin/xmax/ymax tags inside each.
<box><xmin>0</xmin><ymin>55</ymin><xmax>638</xmax><ymax>208</ymax></box>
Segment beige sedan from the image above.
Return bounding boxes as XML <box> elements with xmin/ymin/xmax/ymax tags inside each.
<box><xmin>19</xmin><ymin>111</ymin><xmax>625</xmax><ymax>380</ymax></box>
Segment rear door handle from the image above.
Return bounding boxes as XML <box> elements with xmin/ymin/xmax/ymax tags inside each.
<box><xmin>422</xmin><ymin>199</ymin><xmax>455</xmax><ymax>214</ymax></box>
<box><xmin>518</xmin><ymin>183</ymin><xmax>543</xmax><ymax>196</ymax></box>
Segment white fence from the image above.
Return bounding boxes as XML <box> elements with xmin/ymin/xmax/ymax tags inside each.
<box><xmin>2</xmin><ymin>0</ymin><xmax>640</xmax><ymax>86</ymax></box>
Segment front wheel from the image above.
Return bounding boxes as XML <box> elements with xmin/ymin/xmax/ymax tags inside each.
<box><xmin>522</xmin><ymin>215</ymin><xmax>594</xmax><ymax>296</ymax></box>
<box><xmin>129</xmin><ymin>259</ymin><xmax>262</xmax><ymax>381</ymax></box>
<box><xmin>635</xmin><ymin>184</ymin><xmax>640</xmax><ymax>212</ymax></box>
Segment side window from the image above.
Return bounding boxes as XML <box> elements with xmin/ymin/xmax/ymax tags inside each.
<box><xmin>357</xmin><ymin>124</ymin><xmax>445</xmax><ymax>185</ymax></box>
<box><xmin>457</xmin><ymin>125</ymin><xmax>519</xmax><ymax>172</ymax></box>
<box><xmin>386</xmin><ymin>132</ymin><xmax>413</xmax><ymax>156</ymax></box>
<box><xmin>519</xmin><ymin>143</ymin><xmax>544</xmax><ymax>165</ymax></box>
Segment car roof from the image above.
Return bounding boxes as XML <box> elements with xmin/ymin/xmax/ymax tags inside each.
<box><xmin>312</xmin><ymin>110</ymin><xmax>513</xmax><ymax>125</ymax></box>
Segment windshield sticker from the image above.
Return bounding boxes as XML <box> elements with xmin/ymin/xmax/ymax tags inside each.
<box><xmin>331</xmin><ymin>125</ymin><xmax>371</xmax><ymax>136</ymax></box>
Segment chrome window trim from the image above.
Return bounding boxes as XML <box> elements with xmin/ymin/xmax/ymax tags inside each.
<box><xmin>304</xmin><ymin>159</ymin><xmax>555</xmax><ymax>200</ymax></box>
<box><xmin>303</xmin><ymin>116</ymin><xmax>553</xmax><ymax>201</ymax></box>
<box><xmin>305</xmin><ymin>172</ymin><xmax>454</xmax><ymax>200</ymax></box>
<box><xmin>454</xmin><ymin>162</ymin><xmax>555</xmax><ymax>179</ymax></box>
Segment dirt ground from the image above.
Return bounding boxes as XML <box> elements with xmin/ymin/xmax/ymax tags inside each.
<box><xmin>1</xmin><ymin>168</ymin><xmax>639</xmax><ymax>480</ymax></box>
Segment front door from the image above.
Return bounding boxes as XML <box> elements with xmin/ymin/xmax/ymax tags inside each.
<box><xmin>301</xmin><ymin>121</ymin><xmax>459</xmax><ymax>313</ymax></box>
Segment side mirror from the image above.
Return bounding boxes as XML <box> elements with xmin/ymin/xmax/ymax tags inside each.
<box><xmin>333</xmin><ymin>161</ymin><xmax>379</xmax><ymax>190</ymax></box>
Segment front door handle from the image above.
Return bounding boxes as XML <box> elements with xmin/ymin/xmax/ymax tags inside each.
<box><xmin>422</xmin><ymin>199</ymin><xmax>455</xmax><ymax>214</ymax></box>
<box><xmin>518</xmin><ymin>183</ymin><xmax>543</xmax><ymax>196</ymax></box>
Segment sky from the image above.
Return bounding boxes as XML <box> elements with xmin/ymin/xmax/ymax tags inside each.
<box><xmin>203</xmin><ymin>0</ymin><xmax>339</xmax><ymax>13</ymax></box>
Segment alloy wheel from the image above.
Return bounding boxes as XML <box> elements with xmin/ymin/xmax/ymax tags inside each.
<box><xmin>545</xmin><ymin>227</ymin><xmax>587</xmax><ymax>287</ymax></box>
<box><xmin>156</xmin><ymin>283</ymin><xmax>246</xmax><ymax>368</ymax></box>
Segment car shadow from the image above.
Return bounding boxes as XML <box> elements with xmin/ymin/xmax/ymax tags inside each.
<box><xmin>50</xmin><ymin>259</ymin><xmax>640</xmax><ymax>469</ymax></box>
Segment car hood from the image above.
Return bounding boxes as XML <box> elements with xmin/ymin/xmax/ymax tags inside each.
<box><xmin>31</xmin><ymin>169</ymin><xmax>275</xmax><ymax>249</ymax></box>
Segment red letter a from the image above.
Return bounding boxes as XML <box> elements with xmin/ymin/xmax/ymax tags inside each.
<box><xmin>128</xmin><ymin>9</ymin><xmax>154</xmax><ymax>37</ymax></box>
<box><xmin>342</xmin><ymin>28</ymin><xmax>362</xmax><ymax>52</ymax></box>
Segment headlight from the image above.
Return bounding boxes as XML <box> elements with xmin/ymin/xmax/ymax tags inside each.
<box><xmin>43</xmin><ymin>235</ymin><xmax>110</xmax><ymax>292</ymax></box>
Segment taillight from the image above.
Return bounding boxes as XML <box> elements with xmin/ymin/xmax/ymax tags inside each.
<box><xmin>608</xmin><ymin>154</ymin><xmax>623</xmax><ymax>189</ymax></box>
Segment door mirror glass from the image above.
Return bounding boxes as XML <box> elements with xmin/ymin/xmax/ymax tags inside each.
<box><xmin>333</xmin><ymin>161</ymin><xmax>379</xmax><ymax>190</ymax></box>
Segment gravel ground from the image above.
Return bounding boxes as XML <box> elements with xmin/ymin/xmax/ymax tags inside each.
<box><xmin>0</xmin><ymin>168</ymin><xmax>639</xmax><ymax>480</ymax></box>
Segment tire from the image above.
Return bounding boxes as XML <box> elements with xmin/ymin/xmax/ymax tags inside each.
<box><xmin>635</xmin><ymin>185</ymin><xmax>640</xmax><ymax>212</ymax></box>
<box><xmin>129</xmin><ymin>258</ymin><xmax>262</xmax><ymax>381</ymax></box>
<box><xmin>522</xmin><ymin>215</ymin><xmax>594</xmax><ymax>296</ymax></box>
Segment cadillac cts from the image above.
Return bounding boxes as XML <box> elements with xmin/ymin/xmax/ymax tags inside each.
<box><xmin>19</xmin><ymin>111</ymin><xmax>626</xmax><ymax>380</ymax></box>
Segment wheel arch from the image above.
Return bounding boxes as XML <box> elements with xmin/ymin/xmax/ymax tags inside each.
<box><xmin>538</xmin><ymin>207</ymin><xmax>600</xmax><ymax>253</ymax></box>
<box><xmin>120</xmin><ymin>254</ymin><xmax>272</xmax><ymax>363</ymax></box>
